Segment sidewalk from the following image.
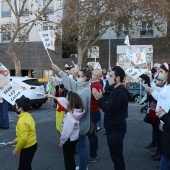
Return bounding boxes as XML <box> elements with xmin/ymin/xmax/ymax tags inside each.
<box><xmin>0</xmin><ymin>102</ymin><xmax>160</xmax><ymax>170</ymax></box>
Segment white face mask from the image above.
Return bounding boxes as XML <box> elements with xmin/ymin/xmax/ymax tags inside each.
<box><xmin>77</xmin><ymin>77</ymin><xmax>83</xmax><ymax>83</ymax></box>
<box><xmin>106</xmin><ymin>74</ymin><xmax>110</xmax><ymax>79</ymax></box>
<box><xmin>107</xmin><ymin>77</ymin><xmax>116</xmax><ymax>86</ymax></box>
<box><xmin>69</xmin><ymin>74</ymin><xmax>74</xmax><ymax>80</ymax></box>
<box><xmin>156</xmin><ymin>80</ymin><xmax>162</xmax><ymax>86</ymax></box>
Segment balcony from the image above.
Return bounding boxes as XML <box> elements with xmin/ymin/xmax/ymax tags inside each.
<box><xmin>140</xmin><ymin>29</ymin><xmax>154</xmax><ymax>37</ymax></box>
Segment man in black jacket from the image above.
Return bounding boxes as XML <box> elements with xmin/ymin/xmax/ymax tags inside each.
<box><xmin>92</xmin><ymin>66</ymin><xmax>130</xmax><ymax>170</ymax></box>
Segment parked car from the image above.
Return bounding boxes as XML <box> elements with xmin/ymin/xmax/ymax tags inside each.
<box><xmin>10</xmin><ymin>76</ymin><xmax>47</xmax><ymax>108</ymax></box>
<box><xmin>128</xmin><ymin>82</ymin><xmax>146</xmax><ymax>103</ymax></box>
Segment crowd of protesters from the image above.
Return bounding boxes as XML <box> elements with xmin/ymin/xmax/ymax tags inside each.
<box><xmin>3</xmin><ymin>60</ymin><xmax>170</xmax><ymax>170</ymax></box>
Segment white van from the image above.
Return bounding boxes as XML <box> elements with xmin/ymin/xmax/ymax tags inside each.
<box><xmin>10</xmin><ymin>76</ymin><xmax>47</xmax><ymax>108</ymax></box>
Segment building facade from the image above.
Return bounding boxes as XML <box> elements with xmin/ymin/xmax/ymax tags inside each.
<box><xmin>0</xmin><ymin>0</ymin><xmax>169</xmax><ymax>78</ymax></box>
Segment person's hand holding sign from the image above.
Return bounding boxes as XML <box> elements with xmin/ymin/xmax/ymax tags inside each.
<box><xmin>52</xmin><ymin>64</ymin><xmax>60</xmax><ymax>72</ymax></box>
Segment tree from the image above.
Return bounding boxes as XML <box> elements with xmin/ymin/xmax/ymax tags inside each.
<box><xmin>0</xmin><ymin>0</ymin><xmax>59</xmax><ymax>76</ymax></box>
<box><xmin>60</xmin><ymin>0</ymin><xmax>169</xmax><ymax>68</ymax></box>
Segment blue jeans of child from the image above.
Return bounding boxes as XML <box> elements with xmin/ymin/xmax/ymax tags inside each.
<box><xmin>160</xmin><ymin>155</ymin><xmax>170</xmax><ymax>170</ymax></box>
<box><xmin>76</xmin><ymin>135</ymin><xmax>88</xmax><ymax>170</ymax></box>
<box><xmin>0</xmin><ymin>99</ymin><xmax>9</xmax><ymax>128</ymax></box>
<box><xmin>88</xmin><ymin>111</ymin><xmax>101</xmax><ymax>158</ymax></box>
<box><xmin>106</xmin><ymin>133</ymin><xmax>125</xmax><ymax>170</ymax></box>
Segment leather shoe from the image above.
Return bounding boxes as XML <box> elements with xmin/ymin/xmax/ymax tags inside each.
<box><xmin>153</xmin><ymin>154</ymin><xmax>162</xmax><ymax>161</ymax></box>
<box><xmin>151</xmin><ymin>152</ymin><xmax>159</xmax><ymax>158</ymax></box>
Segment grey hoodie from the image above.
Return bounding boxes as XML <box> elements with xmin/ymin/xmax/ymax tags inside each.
<box><xmin>58</xmin><ymin>71</ymin><xmax>91</xmax><ymax>135</ymax></box>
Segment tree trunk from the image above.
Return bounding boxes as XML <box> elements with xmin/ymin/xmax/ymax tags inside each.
<box><xmin>7</xmin><ymin>52</ymin><xmax>21</xmax><ymax>76</ymax></box>
<box><xmin>77</xmin><ymin>46</ymin><xmax>86</xmax><ymax>69</ymax></box>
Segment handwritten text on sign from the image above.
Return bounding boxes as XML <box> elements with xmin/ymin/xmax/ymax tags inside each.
<box><xmin>39</xmin><ymin>30</ymin><xmax>55</xmax><ymax>51</ymax></box>
<box><xmin>0</xmin><ymin>82</ymin><xmax>25</xmax><ymax>105</ymax></box>
<box><xmin>125</xmin><ymin>68</ymin><xmax>148</xmax><ymax>80</ymax></box>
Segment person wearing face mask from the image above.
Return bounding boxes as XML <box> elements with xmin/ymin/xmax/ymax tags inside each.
<box><xmin>92</xmin><ymin>66</ymin><xmax>130</xmax><ymax>170</ymax></box>
<box><xmin>52</xmin><ymin>63</ymin><xmax>91</xmax><ymax>170</ymax></box>
<box><xmin>7</xmin><ymin>96</ymin><xmax>37</xmax><ymax>170</ymax></box>
<box><xmin>145</xmin><ymin>63</ymin><xmax>170</xmax><ymax>162</ymax></box>
<box><xmin>88</xmin><ymin>69</ymin><xmax>103</xmax><ymax>163</ymax></box>
<box><xmin>69</xmin><ymin>68</ymin><xmax>79</xmax><ymax>81</ymax></box>
<box><xmin>144</xmin><ymin>72</ymin><xmax>166</xmax><ymax>161</ymax></box>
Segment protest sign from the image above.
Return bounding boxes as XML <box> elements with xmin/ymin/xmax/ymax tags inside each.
<box><xmin>124</xmin><ymin>35</ymin><xmax>130</xmax><ymax>46</ymax></box>
<box><xmin>0</xmin><ymin>63</ymin><xmax>10</xmax><ymax>101</ymax></box>
<box><xmin>0</xmin><ymin>82</ymin><xmax>26</xmax><ymax>106</ymax></box>
<box><xmin>39</xmin><ymin>30</ymin><xmax>55</xmax><ymax>51</ymax></box>
<box><xmin>125</xmin><ymin>68</ymin><xmax>148</xmax><ymax>80</ymax></box>
<box><xmin>131</xmin><ymin>52</ymin><xmax>146</xmax><ymax>65</ymax></box>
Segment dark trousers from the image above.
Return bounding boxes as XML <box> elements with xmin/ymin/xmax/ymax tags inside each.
<box><xmin>88</xmin><ymin>111</ymin><xmax>101</xmax><ymax>158</ymax></box>
<box><xmin>152</xmin><ymin>118</ymin><xmax>162</xmax><ymax>153</ymax></box>
<box><xmin>106</xmin><ymin>133</ymin><xmax>125</xmax><ymax>170</ymax></box>
<box><xmin>19</xmin><ymin>143</ymin><xmax>37</xmax><ymax>170</ymax></box>
<box><xmin>63</xmin><ymin>139</ymin><xmax>78</xmax><ymax>170</ymax></box>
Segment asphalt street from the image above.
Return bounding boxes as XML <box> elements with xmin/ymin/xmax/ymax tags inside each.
<box><xmin>0</xmin><ymin>102</ymin><xmax>160</xmax><ymax>170</ymax></box>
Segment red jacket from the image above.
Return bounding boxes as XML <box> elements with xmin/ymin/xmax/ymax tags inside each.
<box><xmin>90</xmin><ymin>81</ymin><xmax>103</xmax><ymax>112</ymax></box>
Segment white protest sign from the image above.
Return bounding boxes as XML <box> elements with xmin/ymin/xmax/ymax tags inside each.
<box><xmin>0</xmin><ymin>82</ymin><xmax>26</xmax><ymax>106</ymax></box>
<box><xmin>125</xmin><ymin>68</ymin><xmax>148</xmax><ymax>80</ymax></box>
<box><xmin>0</xmin><ymin>62</ymin><xmax>10</xmax><ymax>81</ymax></box>
<box><xmin>131</xmin><ymin>52</ymin><xmax>146</xmax><ymax>65</ymax></box>
<box><xmin>124</xmin><ymin>35</ymin><xmax>130</xmax><ymax>46</ymax></box>
<box><xmin>88</xmin><ymin>46</ymin><xmax>99</xmax><ymax>59</ymax></box>
<box><xmin>125</xmin><ymin>46</ymin><xmax>133</xmax><ymax>60</ymax></box>
<box><xmin>0</xmin><ymin>62</ymin><xmax>10</xmax><ymax>101</ymax></box>
<box><xmin>39</xmin><ymin>30</ymin><xmax>55</xmax><ymax>51</ymax></box>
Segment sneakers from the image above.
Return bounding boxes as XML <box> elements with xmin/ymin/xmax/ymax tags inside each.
<box><xmin>89</xmin><ymin>156</ymin><xmax>98</xmax><ymax>163</ymax></box>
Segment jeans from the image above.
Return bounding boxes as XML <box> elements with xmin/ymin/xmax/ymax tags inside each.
<box><xmin>88</xmin><ymin>111</ymin><xmax>101</xmax><ymax>158</ymax></box>
<box><xmin>76</xmin><ymin>135</ymin><xmax>88</xmax><ymax>170</ymax></box>
<box><xmin>19</xmin><ymin>143</ymin><xmax>37</xmax><ymax>170</ymax></box>
<box><xmin>160</xmin><ymin>155</ymin><xmax>170</xmax><ymax>170</ymax></box>
<box><xmin>0</xmin><ymin>99</ymin><xmax>9</xmax><ymax>128</ymax></box>
<box><xmin>106</xmin><ymin>133</ymin><xmax>125</xmax><ymax>170</ymax></box>
<box><xmin>63</xmin><ymin>140</ymin><xmax>78</xmax><ymax>170</ymax></box>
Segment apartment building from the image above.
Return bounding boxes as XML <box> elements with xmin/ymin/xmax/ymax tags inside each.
<box><xmin>0</xmin><ymin>0</ymin><xmax>169</xmax><ymax>78</ymax></box>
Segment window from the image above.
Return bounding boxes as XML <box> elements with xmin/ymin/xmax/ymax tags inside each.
<box><xmin>20</xmin><ymin>0</ymin><xmax>29</xmax><ymax>16</ymax></box>
<box><xmin>1</xmin><ymin>0</ymin><xmax>11</xmax><ymax>17</ymax></box>
<box><xmin>43</xmin><ymin>70</ymin><xmax>54</xmax><ymax>78</ymax></box>
<box><xmin>18</xmin><ymin>24</ymin><xmax>29</xmax><ymax>41</ymax></box>
<box><xmin>44</xmin><ymin>0</ymin><xmax>54</xmax><ymax>14</ymax></box>
<box><xmin>2</xmin><ymin>32</ymin><xmax>11</xmax><ymax>41</ymax></box>
<box><xmin>116</xmin><ymin>25</ymin><xmax>128</xmax><ymax>38</ymax></box>
<box><xmin>43</xmin><ymin>22</ymin><xmax>53</xmax><ymax>31</ymax></box>
<box><xmin>140</xmin><ymin>21</ymin><xmax>154</xmax><ymax>37</ymax></box>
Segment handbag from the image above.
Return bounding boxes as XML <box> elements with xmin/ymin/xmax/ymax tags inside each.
<box><xmin>143</xmin><ymin>101</ymin><xmax>157</xmax><ymax>124</ymax></box>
